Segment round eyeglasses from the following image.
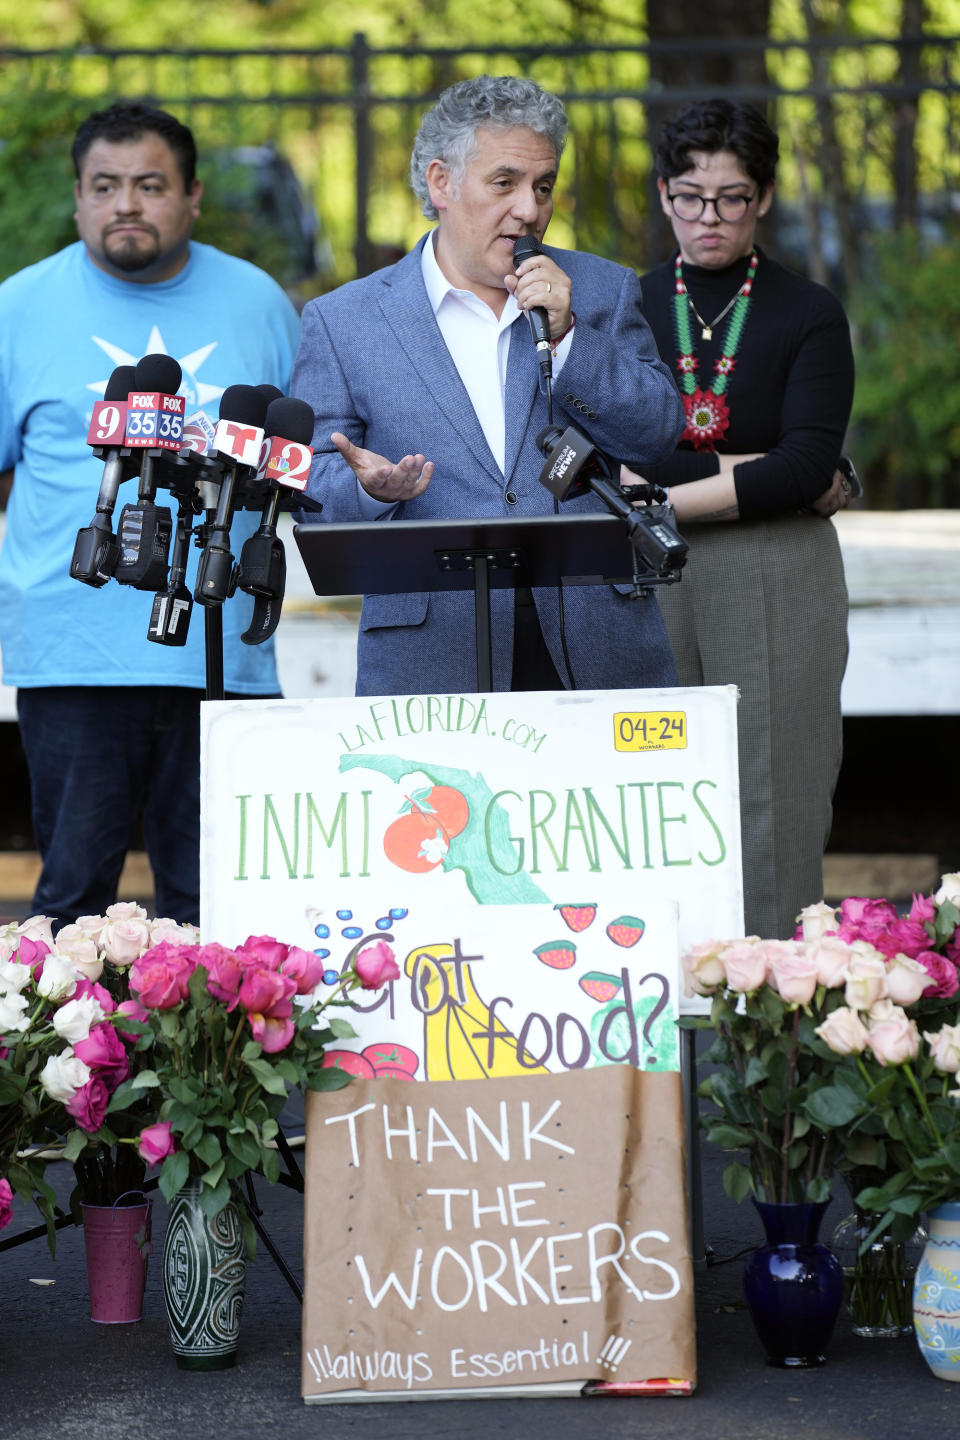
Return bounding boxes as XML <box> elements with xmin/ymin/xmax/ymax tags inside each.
<box><xmin>666</xmin><ymin>191</ymin><xmax>757</xmax><ymax>222</ymax></box>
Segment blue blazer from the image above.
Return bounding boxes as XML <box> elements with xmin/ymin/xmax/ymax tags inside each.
<box><xmin>291</xmin><ymin>236</ymin><xmax>684</xmax><ymax>695</ymax></box>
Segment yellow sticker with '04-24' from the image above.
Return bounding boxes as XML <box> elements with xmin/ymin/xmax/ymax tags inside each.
<box><xmin>614</xmin><ymin>711</ymin><xmax>687</xmax><ymax>751</ymax></box>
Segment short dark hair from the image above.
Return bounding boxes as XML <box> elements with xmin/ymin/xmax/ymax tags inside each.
<box><xmin>655</xmin><ymin>99</ymin><xmax>779</xmax><ymax>192</ymax></box>
<box><xmin>72</xmin><ymin>102</ymin><xmax>198</xmax><ymax>189</ymax></box>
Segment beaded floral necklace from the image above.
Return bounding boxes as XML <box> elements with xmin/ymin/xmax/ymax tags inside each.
<box><xmin>672</xmin><ymin>250</ymin><xmax>758</xmax><ymax>451</ymax></box>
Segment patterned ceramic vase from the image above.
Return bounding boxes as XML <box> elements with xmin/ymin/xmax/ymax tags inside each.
<box><xmin>743</xmin><ymin>1199</ymin><xmax>844</xmax><ymax>1367</ymax></box>
<box><xmin>913</xmin><ymin>1201</ymin><xmax>960</xmax><ymax>1380</ymax></box>
<box><xmin>162</xmin><ymin>1180</ymin><xmax>245</xmax><ymax>1370</ymax></box>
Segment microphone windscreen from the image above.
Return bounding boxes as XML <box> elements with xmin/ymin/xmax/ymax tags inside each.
<box><xmin>219</xmin><ymin>384</ymin><xmax>269</xmax><ymax>427</ymax></box>
<box><xmin>105</xmin><ymin>365</ymin><xmax>137</xmax><ymax>402</ymax></box>
<box><xmin>135</xmin><ymin>353</ymin><xmax>183</xmax><ymax>395</ymax></box>
<box><xmin>265</xmin><ymin>397</ymin><xmax>315</xmax><ymax>446</ymax></box>
<box><xmin>257</xmin><ymin>384</ymin><xmax>285</xmax><ymax>403</ymax></box>
<box><xmin>512</xmin><ymin>235</ymin><xmax>542</xmax><ymax>269</ymax></box>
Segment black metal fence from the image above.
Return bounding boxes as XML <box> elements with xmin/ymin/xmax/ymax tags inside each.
<box><xmin>1</xmin><ymin>34</ymin><xmax>958</xmax><ymax>289</ymax></box>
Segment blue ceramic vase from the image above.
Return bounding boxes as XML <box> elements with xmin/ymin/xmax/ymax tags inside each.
<box><xmin>743</xmin><ymin>1199</ymin><xmax>844</xmax><ymax>1367</ymax></box>
<box><xmin>913</xmin><ymin>1201</ymin><xmax>960</xmax><ymax>1380</ymax></box>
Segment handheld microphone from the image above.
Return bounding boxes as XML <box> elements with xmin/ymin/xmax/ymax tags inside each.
<box><xmin>236</xmin><ymin>396</ymin><xmax>315</xmax><ymax>644</ymax></box>
<box><xmin>512</xmin><ymin>235</ymin><xmax>553</xmax><ymax>379</ymax></box>
<box><xmin>195</xmin><ymin>384</ymin><xmax>268</xmax><ymax>607</ymax></box>
<box><xmin>147</xmin><ymin>500</ymin><xmax>193</xmax><ymax>647</ymax></box>
<box><xmin>70</xmin><ymin>364</ymin><xmax>137</xmax><ymax>588</ymax></box>
<box><xmin>114</xmin><ymin>355</ymin><xmax>183</xmax><ymax>589</ymax></box>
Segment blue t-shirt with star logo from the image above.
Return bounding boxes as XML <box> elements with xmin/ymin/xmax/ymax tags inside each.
<box><xmin>0</xmin><ymin>240</ymin><xmax>299</xmax><ymax>690</ymax></box>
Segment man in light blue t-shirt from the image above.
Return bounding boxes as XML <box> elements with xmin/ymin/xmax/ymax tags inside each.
<box><xmin>0</xmin><ymin>102</ymin><xmax>301</xmax><ymax>929</ymax></box>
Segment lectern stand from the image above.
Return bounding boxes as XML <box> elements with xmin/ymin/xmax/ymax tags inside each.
<box><xmin>293</xmin><ymin>510</ymin><xmax>642</xmax><ymax>691</ymax></box>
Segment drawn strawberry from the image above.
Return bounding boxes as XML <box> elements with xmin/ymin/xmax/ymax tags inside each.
<box><xmin>534</xmin><ymin>940</ymin><xmax>577</xmax><ymax>970</ymax></box>
<box><xmin>606</xmin><ymin>915</ymin><xmax>646</xmax><ymax>947</ymax></box>
<box><xmin>554</xmin><ymin>902</ymin><xmax>598</xmax><ymax>933</ymax></box>
<box><xmin>579</xmin><ymin>971</ymin><xmax>623</xmax><ymax>1003</ymax></box>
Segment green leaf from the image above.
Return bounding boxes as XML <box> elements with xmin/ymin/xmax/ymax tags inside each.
<box><xmin>130</xmin><ymin>1070</ymin><xmax>160</xmax><ymax>1090</ymax></box>
<box><xmin>201</xmin><ymin>1159</ymin><xmax>226</xmax><ymax>1189</ymax></box>
<box><xmin>244</xmin><ymin>1057</ymin><xmax>289</xmax><ymax>1096</ymax></box>
<box><xmin>198</xmin><ymin>1177</ymin><xmax>232</xmax><ymax>1217</ymax></box>
<box><xmin>722</xmin><ymin>1161</ymin><xmax>754</xmax><ymax>1204</ymax></box>
<box><xmin>327</xmin><ymin>1017</ymin><xmax>357</xmax><ymax>1039</ymax></box>
<box><xmin>227</xmin><ymin>1131</ymin><xmax>262</xmax><ymax>1168</ymax></box>
<box><xmin>803</xmin><ymin>1085</ymin><xmax>864</xmax><ymax>1128</ymax></box>
<box><xmin>705</xmin><ymin>1122</ymin><xmax>753</xmax><ymax>1150</ymax></box>
<box><xmin>61</xmin><ymin>1129</ymin><xmax>89</xmax><ymax>1162</ymax></box>
<box><xmin>194</xmin><ymin>1132</ymin><xmax>223</xmax><ymax>1167</ymax></box>
<box><xmin>308</xmin><ymin>1067</ymin><xmax>353</xmax><ymax>1091</ymax></box>
<box><xmin>159</xmin><ymin>1149</ymin><xmax>190</xmax><ymax>1203</ymax></box>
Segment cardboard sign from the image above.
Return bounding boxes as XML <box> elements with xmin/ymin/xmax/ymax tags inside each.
<box><xmin>302</xmin><ymin>1067</ymin><xmax>695</xmax><ymax>1401</ymax></box>
<box><xmin>200</xmin><ymin>685</ymin><xmax>743</xmax><ymax>1013</ymax></box>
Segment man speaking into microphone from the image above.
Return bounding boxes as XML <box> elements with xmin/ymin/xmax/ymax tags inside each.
<box><xmin>292</xmin><ymin>74</ymin><xmax>684</xmax><ymax>695</ymax></box>
<box><xmin>0</xmin><ymin>102</ymin><xmax>299</xmax><ymax>929</ymax></box>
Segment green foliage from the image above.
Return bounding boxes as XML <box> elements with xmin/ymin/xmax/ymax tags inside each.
<box><xmin>848</xmin><ymin>226</ymin><xmax>960</xmax><ymax>507</ymax></box>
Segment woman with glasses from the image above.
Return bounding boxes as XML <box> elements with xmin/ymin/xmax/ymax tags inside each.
<box><xmin>625</xmin><ymin>98</ymin><xmax>855</xmax><ymax>939</ymax></box>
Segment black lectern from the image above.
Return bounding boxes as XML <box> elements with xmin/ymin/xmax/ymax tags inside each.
<box><xmin>293</xmin><ymin>511</ymin><xmax>645</xmax><ymax>691</ymax></box>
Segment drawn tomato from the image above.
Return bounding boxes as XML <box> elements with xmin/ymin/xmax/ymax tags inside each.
<box><xmin>361</xmin><ymin>1042</ymin><xmax>420</xmax><ymax>1077</ymax></box>
<box><xmin>383</xmin><ymin>809</ymin><xmax>450</xmax><ymax>873</ymax></box>
<box><xmin>321</xmin><ymin>1050</ymin><xmax>376</xmax><ymax>1079</ymax></box>
<box><xmin>372</xmin><ymin>1064</ymin><xmax>417</xmax><ymax>1082</ymax></box>
<box><xmin>423</xmin><ymin>785</ymin><xmax>469</xmax><ymax>838</ymax></box>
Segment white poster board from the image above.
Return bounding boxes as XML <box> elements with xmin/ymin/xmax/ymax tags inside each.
<box><xmin>200</xmin><ymin>685</ymin><xmax>742</xmax><ymax>1015</ymax></box>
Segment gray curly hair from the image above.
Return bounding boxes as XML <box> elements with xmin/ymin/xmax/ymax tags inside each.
<box><xmin>410</xmin><ymin>75</ymin><xmax>568</xmax><ymax>220</ymax></box>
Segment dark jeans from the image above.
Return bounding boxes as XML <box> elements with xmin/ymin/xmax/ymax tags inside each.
<box><xmin>17</xmin><ymin>686</ymin><xmax>210</xmax><ymax>930</ymax></box>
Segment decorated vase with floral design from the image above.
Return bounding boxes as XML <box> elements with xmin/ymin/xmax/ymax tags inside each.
<box><xmin>162</xmin><ymin>1180</ymin><xmax>245</xmax><ymax>1370</ymax></box>
<box><xmin>913</xmin><ymin>1201</ymin><xmax>960</xmax><ymax>1380</ymax></box>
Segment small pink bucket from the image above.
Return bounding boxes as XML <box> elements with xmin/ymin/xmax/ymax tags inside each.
<box><xmin>82</xmin><ymin>1193</ymin><xmax>153</xmax><ymax>1324</ymax></box>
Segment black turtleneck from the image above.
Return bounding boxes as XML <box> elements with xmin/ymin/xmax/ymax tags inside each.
<box><xmin>637</xmin><ymin>247</ymin><xmax>854</xmax><ymax>520</ymax></box>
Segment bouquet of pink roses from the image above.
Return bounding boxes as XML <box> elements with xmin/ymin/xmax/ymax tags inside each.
<box><xmin>96</xmin><ymin>931</ymin><xmax>398</xmax><ymax>1236</ymax></box>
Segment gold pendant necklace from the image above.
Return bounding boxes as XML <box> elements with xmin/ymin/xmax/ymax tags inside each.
<box><xmin>686</xmin><ymin>289</ymin><xmax>744</xmax><ymax>342</ymax></box>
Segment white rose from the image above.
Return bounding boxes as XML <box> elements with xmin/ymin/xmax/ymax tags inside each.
<box><xmin>73</xmin><ymin>914</ymin><xmax>108</xmax><ymax>944</ymax></box>
<box><xmin>0</xmin><ymin>935</ymin><xmax>17</xmax><ymax>963</ymax></box>
<box><xmin>0</xmin><ymin>957</ymin><xmax>32</xmax><ymax>994</ymax></box>
<box><xmin>16</xmin><ymin>914</ymin><xmax>56</xmax><ymax>947</ymax></box>
<box><xmin>0</xmin><ymin>990</ymin><xmax>31</xmax><ymax>1033</ymax></box>
<box><xmin>39</xmin><ymin>1049</ymin><xmax>91</xmax><ymax>1102</ymax></box>
<box><xmin>844</xmin><ymin>951</ymin><xmax>888</xmax><ymax>1011</ymax></box>
<box><xmin>935</xmin><ymin>873</ymin><xmax>960</xmax><ymax>906</ymax></box>
<box><xmin>37</xmin><ymin>953</ymin><xmax>79</xmax><ymax>1002</ymax></box>
<box><xmin>52</xmin><ymin>928</ymin><xmax>103</xmax><ymax>983</ymax></box>
<box><xmin>797</xmin><ymin>901</ymin><xmax>839</xmax><ymax>942</ymax></box>
<box><xmin>149</xmin><ymin>918</ymin><xmax>199</xmax><ymax>947</ymax></box>
<box><xmin>52</xmin><ymin>995</ymin><xmax>105</xmax><ymax>1045</ymax></box>
<box><xmin>926</xmin><ymin>1023</ymin><xmax>960</xmax><ymax>1075</ymax></box>
<box><xmin>885</xmin><ymin>952</ymin><xmax>931</xmax><ymax>1008</ymax></box>
<box><xmin>104</xmin><ymin>902</ymin><xmax>148</xmax><ymax>922</ymax></box>
<box><xmin>100</xmin><ymin>916</ymin><xmax>152</xmax><ymax>967</ymax></box>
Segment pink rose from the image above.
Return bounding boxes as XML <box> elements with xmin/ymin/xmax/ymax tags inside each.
<box><xmin>74</xmin><ymin>914</ymin><xmax>108</xmax><ymax>944</ymax></box>
<box><xmin>149</xmin><ymin>918</ymin><xmax>199</xmax><ymax>947</ymax></box>
<box><xmin>280</xmin><ymin>945</ymin><xmax>328</xmax><ymax>995</ymax></box>
<box><xmin>837</xmin><ymin>897</ymin><xmax>898</xmax><ymax>946</ymax></box>
<box><xmin>238</xmin><ymin>935</ymin><xmax>288</xmax><ymax>969</ymax></box>
<box><xmin>766</xmin><ymin>941</ymin><xmax>819</xmax><ymax>1005</ymax></box>
<box><xmin>681</xmin><ymin>940</ymin><xmax>727</xmax><ymax>997</ymax></box>
<box><xmin>909</xmin><ymin>892</ymin><xmax>936</xmax><ymax>927</ymax></box>
<box><xmin>805</xmin><ymin>936</ymin><xmax>852</xmax><ymax>989</ymax></box>
<box><xmin>873</xmin><ymin>917</ymin><xmax>930</xmax><ymax>961</ymax></box>
<box><xmin>918</xmin><ymin>951</ymin><xmax>960</xmax><ymax>1001</ymax></box>
<box><xmin>355</xmin><ymin>940</ymin><xmax>401</xmax><ymax>991</ymax></box>
<box><xmin>65</xmin><ymin>1073</ymin><xmax>110</xmax><ymax>1131</ymax></box>
<box><xmin>104</xmin><ymin>902</ymin><xmax>147</xmax><ymax>922</ymax></box>
<box><xmin>884</xmin><ymin>952</ymin><xmax>931</xmax><ymax>1007</ymax></box>
<box><xmin>130</xmin><ymin>942</ymin><xmax>197</xmax><ymax>1009</ymax></box>
<box><xmin>73</xmin><ymin>1022</ymin><xmax>130</xmax><ymax>1088</ymax></box>
<box><xmin>926</xmin><ymin>1023</ymin><xmax>960</xmax><ymax>1074</ymax></box>
<box><xmin>0</xmin><ymin>1177</ymin><xmax>12</xmax><ymax>1229</ymax></box>
<box><xmin>239</xmin><ymin>964</ymin><xmax>297</xmax><ymax>1017</ymax></box>
<box><xmin>52</xmin><ymin>926</ymin><xmax>103</xmax><ymax>982</ymax></box>
<box><xmin>116</xmin><ymin>998</ymin><xmax>149</xmax><ymax>1041</ymax></box>
<box><xmin>867</xmin><ymin>1011</ymin><xmax>920</xmax><ymax>1066</ymax></box>
<box><xmin>247</xmin><ymin>1011</ymin><xmax>295</xmax><ymax>1054</ymax></box>
<box><xmin>72</xmin><ymin>977</ymin><xmax>117</xmax><ymax>1012</ymax></box>
<box><xmin>16</xmin><ymin>934</ymin><xmax>51</xmax><ymax>979</ymax></box>
<box><xmin>137</xmin><ymin>1121</ymin><xmax>176</xmax><ymax>1167</ymax></box>
<box><xmin>815</xmin><ymin>1005</ymin><xmax>871</xmax><ymax>1055</ymax></box>
<box><xmin>199</xmin><ymin>943</ymin><xmax>246</xmax><ymax>1010</ymax></box>
<box><xmin>17</xmin><ymin>914</ymin><xmax>55</xmax><ymax>947</ymax></box>
<box><xmin>720</xmin><ymin>940</ymin><xmax>768</xmax><ymax>994</ymax></box>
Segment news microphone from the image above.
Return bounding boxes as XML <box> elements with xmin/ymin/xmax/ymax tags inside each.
<box><xmin>70</xmin><ymin>364</ymin><xmax>137</xmax><ymax>588</ymax></box>
<box><xmin>512</xmin><ymin>235</ymin><xmax>553</xmax><ymax>379</ymax></box>
<box><xmin>195</xmin><ymin>384</ymin><xmax>268</xmax><ymax>607</ymax></box>
<box><xmin>114</xmin><ymin>354</ymin><xmax>183</xmax><ymax>589</ymax></box>
<box><xmin>147</xmin><ymin>500</ymin><xmax>193</xmax><ymax>647</ymax></box>
<box><xmin>536</xmin><ymin>423</ymin><xmax>689</xmax><ymax>583</ymax></box>
<box><xmin>236</xmin><ymin>396</ymin><xmax>315</xmax><ymax>644</ymax></box>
